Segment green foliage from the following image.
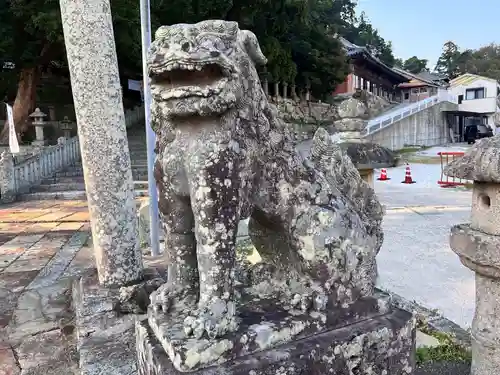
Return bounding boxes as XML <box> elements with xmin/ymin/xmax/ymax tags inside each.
<box><xmin>0</xmin><ymin>0</ymin><xmax>400</xmax><ymax>102</ymax></box>
<box><xmin>434</xmin><ymin>41</ymin><xmax>464</xmax><ymax>78</ymax></box>
<box><xmin>402</xmin><ymin>56</ymin><xmax>428</xmax><ymax>74</ymax></box>
<box><xmin>341</xmin><ymin>11</ymin><xmax>397</xmax><ymax>67</ymax></box>
<box><xmin>434</xmin><ymin>40</ymin><xmax>500</xmax><ymax>81</ymax></box>
<box><xmin>416</xmin><ymin>331</ymin><xmax>471</xmax><ymax>365</ymax></box>
<box><xmin>458</xmin><ymin>44</ymin><xmax>500</xmax><ymax>81</ymax></box>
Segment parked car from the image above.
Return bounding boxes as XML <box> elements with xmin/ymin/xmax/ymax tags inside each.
<box><xmin>465</xmin><ymin>124</ymin><xmax>493</xmax><ymax>144</ymax></box>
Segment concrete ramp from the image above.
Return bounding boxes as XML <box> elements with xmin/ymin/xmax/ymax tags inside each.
<box><xmin>364</xmin><ymin>93</ymin><xmax>458</xmax><ymax>150</ymax></box>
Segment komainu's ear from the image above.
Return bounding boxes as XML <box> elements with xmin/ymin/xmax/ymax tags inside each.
<box><xmin>238</xmin><ymin>30</ymin><xmax>267</xmax><ymax>66</ymax></box>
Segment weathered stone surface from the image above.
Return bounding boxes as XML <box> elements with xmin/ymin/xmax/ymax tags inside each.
<box><xmin>450</xmin><ymin>224</ymin><xmax>500</xmax><ymax>277</ymax></box>
<box><xmin>445</xmin><ymin>135</ymin><xmax>500</xmax><ymax>182</ymax></box>
<box><xmin>73</xmin><ymin>270</ymin><xmax>165</xmax><ymax>375</ymax></box>
<box><xmin>16</xmin><ymin>329</ymin><xmax>78</xmax><ymax>375</ymax></box>
<box><xmin>7</xmin><ymin>279</ymin><xmax>73</xmax><ymax>344</ymax></box>
<box><xmin>27</xmin><ymin>231</ymin><xmax>89</xmax><ymax>290</ymax></box>
<box><xmin>144</xmin><ymin>19</ymin><xmax>411</xmax><ymax>374</ymax></box>
<box><xmin>0</xmin><ymin>151</ymin><xmax>15</xmax><ymax>204</ymax></box>
<box><xmin>275</xmin><ymin>99</ymin><xmax>337</xmax><ymax>125</ymax></box>
<box><xmin>59</xmin><ymin>0</ymin><xmax>143</xmax><ymax>287</ymax></box>
<box><xmin>0</xmin><ymin>345</ymin><xmax>20</xmax><ymax>375</ymax></box>
<box><xmin>137</xmin><ymin>307</ymin><xmax>415</xmax><ymax>375</ymax></box>
<box><xmin>147</xmin><ymin>292</ymin><xmax>393</xmax><ymax>372</ymax></box>
<box><xmin>339</xmin><ymin>142</ymin><xmax>397</xmax><ymax>169</ymax></box>
<box><xmin>148</xmin><ymin>20</ymin><xmax>384</xmax><ymax>342</ymax></box>
<box><xmin>333</xmin><ymin>117</ymin><xmax>366</xmax><ymax>132</ymax></box>
<box><xmin>450</xmin><ymin>224</ymin><xmax>500</xmax><ymax>375</ymax></box>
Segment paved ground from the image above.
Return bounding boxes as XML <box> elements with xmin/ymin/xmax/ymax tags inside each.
<box><xmin>0</xmin><ymin>166</ymin><xmax>475</xmax><ymax>374</ymax></box>
<box><xmin>375</xmin><ymin>163</ymin><xmax>475</xmax><ymax>329</ymax></box>
<box><xmin>0</xmin><ymin>200</ymin><xmax>92</xmax><ymax>374</ymax></box>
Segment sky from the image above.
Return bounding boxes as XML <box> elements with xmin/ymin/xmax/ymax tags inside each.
<box><xmin>356</xmin><ymin>0</ymin><xmax>499</xmax><ymax>70</ymax></box>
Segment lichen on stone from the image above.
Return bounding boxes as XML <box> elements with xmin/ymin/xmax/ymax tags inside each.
<box><xmin>145</xmin><ymin>19</ymin><xmax>389</xmax><ymax>370</ymax></box>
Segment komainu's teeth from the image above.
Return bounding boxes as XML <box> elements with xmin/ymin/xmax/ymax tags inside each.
<box><xmin>166</xmin><ymin>65</ymin><xmax>173</xmax><ymax>71</ymax></box>
<box><xmin>173</xmin><ymin>63</ymin><xmax>179</xmax><ymax>69</ymax></box>
<box><xmin>195</xmin><ymin>65</ymin><xmax>202</xmax><ymax>71</ymax></box>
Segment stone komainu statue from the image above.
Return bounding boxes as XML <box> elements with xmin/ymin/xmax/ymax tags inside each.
<box><xmin>147</xmin><ymin>20</ymin><xmax>384</xmax><ymax>340</ymax></box>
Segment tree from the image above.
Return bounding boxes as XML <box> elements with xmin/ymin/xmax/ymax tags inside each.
<box><xmin>393</xmin><ymin>58</ymin><xmax>404</xmax><ymax>68</ymax></box>
<box><xmin>0</xmin><ymin>0</ymin><xmax>143</xmax><ymax>141</ymax></box>
<box><xmin>402</xmin><ymin>56</ymin><xmax>428</xmax><ymax>74</ymax></box>
<box><xmin>0</xmin><ymin>0</ymin><xmax>354</xmax><ymax>140</ymax></box>
<box><xmin>341</xmin><ymin>12</ymin><xmax>397</xmax><ymax>67</ymax></box>
<box><xmin>456</xmin><ymin>44</ymin><xmax>500</xmax><ymax>81</ymax></box>
<box><xmin>434</xmin><ymin>41</ymin><xmax>463</xmax><ymax>78</ymax></box>
<box><xmin>151</xmin><ymin>0</ymin><xmax>351</xmax><ymax>99</ymax></box>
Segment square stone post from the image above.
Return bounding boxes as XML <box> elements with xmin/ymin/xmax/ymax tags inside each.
<box><xmin>59</xmin><ymin>0</ymin><xmax>143</xmax><ymax>287</ymax></box>
<box><xmin>445</xmin><ymin>136</ymin><xmax>500</xmax><ymax>375</ymax></box>
<box><xmin>0</xmin><ymin>151</ymin><xmax>15</xmax><ymax>203</ymax></box>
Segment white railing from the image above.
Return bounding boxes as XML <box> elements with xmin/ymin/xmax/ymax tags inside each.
<box><xmin>364</xmin><ymin>89</ymin><xmax>458</xmax><ymax>136</ymax></box>
<box><xmin>13</xmin><ymin>137</ymin><xmax>81</xmax><ymax>194</ymax></box>
<box><xmin>125</xmin><ymin>105</ymin><xmax>145</xmax><ymax>128</ymax></box>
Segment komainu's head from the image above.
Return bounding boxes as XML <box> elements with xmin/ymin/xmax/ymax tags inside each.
<box><xmin>148</xmin><ymin>20</ymin><xmax>267</xmax><ymax>119</ymax></box>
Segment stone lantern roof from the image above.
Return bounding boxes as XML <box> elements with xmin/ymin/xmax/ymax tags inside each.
<box><xmin>444</xmin><ymin>136</ymin><xmax>500</xmax><ymax>183</ymax></box>
<box><xmin>29</xmin><ymin>108</ymin><xmax>47</xmax><ymax>119</ymax></box>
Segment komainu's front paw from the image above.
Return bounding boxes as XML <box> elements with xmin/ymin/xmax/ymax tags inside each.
<box><xmin>149</xmin><ymin>282</ymin><xmax>197</xmax><ymax>313</ymax></box>
<box><xmin>183</xmin><ymin>297</ymin><xmax>240</xmax><ymax>339</ymax></box>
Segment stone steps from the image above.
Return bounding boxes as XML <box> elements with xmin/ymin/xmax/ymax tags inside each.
<box><xmin>16</xmin><ymin>132</ymin><xmax>154</xmax><ymax>201</ymax></box>
<box><xmin>31</xmin><ymin>180</ymin><xmax>149</xmax><ymax>192</ymax></box>
<box><xmin>18</xmin><ymin>189</ymin><xmax>150</xmax><ymax>201</ymax></box>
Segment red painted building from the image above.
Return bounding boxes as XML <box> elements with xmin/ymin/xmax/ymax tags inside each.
<box><xmin>335</xmin><ymin>37</ymin><xmax>409</xmax><ymax>101</ymax></box>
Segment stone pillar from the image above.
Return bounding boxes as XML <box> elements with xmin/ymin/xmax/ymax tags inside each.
<box><xmin>282</xmin><ymin>83</ymin><xmax>288</xmax><ymax>100</ymax></box>
<box><xmin>48</xmin><ymin>106</ymin><xmax>56</xmax><ymax>121</ymax></box>
<box><xmin>59</xmin><ymin>0</ymin><xmax>143</xmax><ymax>287</ymax></box>
<box><xmin>262</xmin><ymin>78</ymin><xmax>269</xmax><ymax>97</ymax></box>
<box><xmin>291</xmin><ymin>85</ymin><xmax>298</xmax><ymax>101</ymax></box>
<box><xmin>0</xmin><ymin>151</ymin><xmax>15</xmax><ymax>203</ymax></box>
<box><xmin>445</xmin><ymin>139</ymin><xmax>500</xmax><ymax>375</ymax></box>
<box><xmin>274</xmin><ymin>82</ymin><xmax>280</xmax><ymax>100</ymax></box>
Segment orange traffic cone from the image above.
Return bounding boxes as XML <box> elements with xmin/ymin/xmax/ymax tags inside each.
<box><xmin>377</xmin><ymin>168</ymin><xmax>390</xmax><ymax>181</ymax></box>
<box><xmin>401</xmin><ymin>164</ymin><xmax>416</xmax><ymax>184</ymax></box>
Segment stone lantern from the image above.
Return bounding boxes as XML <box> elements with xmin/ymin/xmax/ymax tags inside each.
<box><xmin>29</xmin><ymin>108</ymin><xmax>47</xmax><ymax>146</ymax></box>
<box><xmin>60</xmin><ymin>116</ymin><xmax>73</xmax><ymax>139</ymax></box>
<box><xmin>445</xmin><ymin>136</ymin><xmax>500</xmax><ymax>375</ymax></box>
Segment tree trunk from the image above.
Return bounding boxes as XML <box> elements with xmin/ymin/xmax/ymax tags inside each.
<box><xmin>1</xmin><ymin>67</ymin><xmax>39</xmax><ymax>143</ymax></box>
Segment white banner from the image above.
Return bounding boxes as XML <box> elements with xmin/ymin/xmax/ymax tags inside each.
<box><xmin>6</xmin><ymin>104</ymin><xmax>20</xmax><ymax>154</ymax></box>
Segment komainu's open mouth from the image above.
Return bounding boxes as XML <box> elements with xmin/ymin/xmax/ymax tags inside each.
<box><xmin>150</xmin><ymin>62</ymin><xmax>231</xmax><ymax>99</ymax></box>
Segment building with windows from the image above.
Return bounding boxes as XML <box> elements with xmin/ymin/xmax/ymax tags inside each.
<box><xmin>393</xmin><ymin>68</ymin><xmax>448</xmax><ymax>103</ymax></box>
<box><xmin>333</xmin><ymin>37</ymin><xmax>409</xmax><ymax>101</ymax></box>
<box><xmin>446</xmin><ymin>73</ymin><xmax>500</xmax><ymax>141</ymax></box>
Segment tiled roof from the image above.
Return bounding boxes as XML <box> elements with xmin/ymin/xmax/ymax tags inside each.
<box><xmin>338</xmin><ymin>37</ymin><xmax>409</xmax><ymax>83</ymax></box>
<box><xmin>392</xmin><ymin>67</ymin><xmax>445</xmax><ymax>87</ymax></box>
<box><xmin>450</xmin><ymin>73</ymin><xmax>499</xmax><ymax>87</ymax></box>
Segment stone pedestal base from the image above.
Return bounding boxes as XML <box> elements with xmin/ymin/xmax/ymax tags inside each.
<box><xmin>31</xmin><ymin>139</ymin><xmax>47</xmax><ymax>147</ymax></box>
<box><xmin>136</xmin><ymin>300</ymin><xmax>415</xmax><ymax>375</ymax></box>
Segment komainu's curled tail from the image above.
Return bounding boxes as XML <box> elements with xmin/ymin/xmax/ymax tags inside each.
<box><xmin>310</xmin><ymin>128</ymin><xmax>384</xmax><ymax>252</ymax></box>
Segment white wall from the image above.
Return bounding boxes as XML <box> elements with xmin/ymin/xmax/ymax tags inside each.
<box><xmin>449</xmin><ymin>77</ymin><xmax>498</xmax><ymax>114</ymax></box>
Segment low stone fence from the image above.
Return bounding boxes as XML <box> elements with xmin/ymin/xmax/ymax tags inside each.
<box><xmin>0</xmin><ymin>136</ymin><xmax>81</xmax><ymax>201</ymax></box>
